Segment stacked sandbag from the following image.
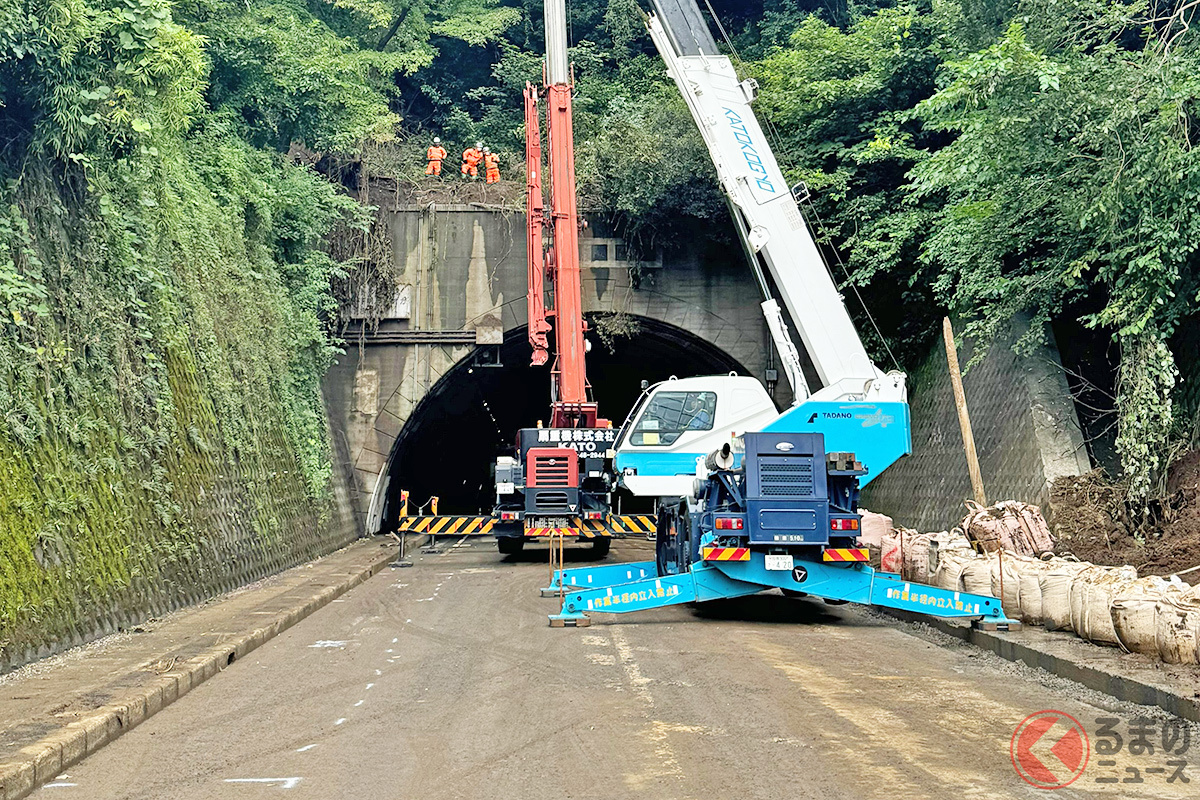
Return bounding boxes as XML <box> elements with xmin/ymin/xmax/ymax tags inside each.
<box><xmin>1155</xmin><ymin>584</ymin><xmax>1200</xmax><ymax>665</ymax></box>
<box><xmin>1111</xmin><ymin>576</ymin><xmax>1188</xmax><ymax>656</ymax></box>
<box><xmin>1040</xmin><ymin>558</ymin><xmax>1091</xmax><ymax>632</ymax></box>
<box><xmin>962</xmin><ymin>500</ymin><xmax>1055</xmax><ymax>556</ymax></box>
<box><xmin>990</xmin><ymin>552</ymin><xmax>1024</xmax><ymax>619</ymax></box>
<box><xmin>1069</xmin><ymin>565</ymin><xmax>1138</xmax><ymax>646</ymax></box>
<box><xmin>858</xmin><ymin>509</ymin><xmax>893</xmax><ymax>549</ymax></box>
<box><xmin>929</xmin><ymin>529</ymin><xmax>973</xmax><ymax>568</ymax></box>
<box><xmin>879</xmin><ymin>527</ymin><xmax>905</xmax><ymax>574</ymax></box>
<box><xmin>901</xmin><ymin>531</ymin><xmax>934</xmax><ymax>584</ymax></box>
<box><xmin>879</xmin><ymin>527</ymin><xmax>933</xmax><ymax>582</ymax></box>
<box><xmin>960</xmin><ymin>556</ymin><xmax>995</xmax><ymax>597</ymax></box>
<box><xmin>931</xmin><ymin>533</ymin><xmax>976</xmax><ymax>592</ymax></box>
<box><xmin>1008</xmin><ymin>554</ymin><xmax>1060</xmax><ymax>626</ymax></box>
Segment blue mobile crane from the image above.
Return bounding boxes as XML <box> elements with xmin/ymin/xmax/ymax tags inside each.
<box><xmin>544</xmin><ymin>0</ymin><xmax>1012</xmax><ymax>628</ymax></box>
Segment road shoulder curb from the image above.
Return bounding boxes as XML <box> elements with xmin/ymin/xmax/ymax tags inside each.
<box><xmin>887</xmin><ymin>609</ymin><xmax>1200</xmax><ymax>723</ymax></box>
<box><xmin>0</xmin><ymin>542</ymin><xmax>399</xmax><ymax>800</ymax></box>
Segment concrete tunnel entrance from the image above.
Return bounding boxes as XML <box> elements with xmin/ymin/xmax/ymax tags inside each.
<box><xmin>377</xmin><ymin>315</ymin><xmax>751</xmax><ymax>526</ymax></box>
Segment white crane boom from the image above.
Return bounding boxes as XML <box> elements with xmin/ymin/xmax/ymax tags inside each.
<box><xmin>646</xmin><ymin>0</ymin><xmax>905</xmax><ymax>404</ymax></box>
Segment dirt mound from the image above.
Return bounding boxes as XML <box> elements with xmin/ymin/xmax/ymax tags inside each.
<box><xmin>363</xmin><ymin>173</ymin><xmax>524</xmax><ymax>210</ymax></box>
<box><xmin>1051</xmin><ymin>466</ymin><xmax>1200</xmax><ymax>576</ymax></box>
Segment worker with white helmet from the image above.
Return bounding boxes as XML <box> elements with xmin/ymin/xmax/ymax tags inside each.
<box><xmin>425</xmin><ymin>136</ymin><xmax>447</xmax><ymax>176</ymax></box>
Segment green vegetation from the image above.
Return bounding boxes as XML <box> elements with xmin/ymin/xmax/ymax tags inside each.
<box><xmin>4</xmin><ymin>0</ymin><xmax>1200</xmax><ymax>659</ymax></box>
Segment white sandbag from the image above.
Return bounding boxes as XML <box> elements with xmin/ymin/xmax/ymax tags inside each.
<box><xmin>961</xmin><ymin>557</ymin><xmax>996</xmax><ymax>597</ymax></box>
<box><xmin>858</xmin><ymin>509</ymin><xmax>893</xmax><ymax>549</ymax></box>
<box><xmin>929</xmin><ymin>529</ymin><xmax>973</xmax><ymax>572</ymax></box>
<box><xmin>933</xmin><ymin>552</ymin><xmax>973</xmax><ymax>591</ymax></box>
<box><xmin>1155</xmin><ymin>586</ymin><xmax>1200</xmax><ymax>665</ymax></box>
<box><xmin>1014</xmin><ymin>556</ymin><xmax>1051</xmax><ymax>626</ymax></box>
<box><xmin>880</xmin><ymin>528</ymin><xmax>904</xmax><ymax>574</ymax></box>
<box><xmin>901</xmin><ymin>531</ymin><xmax>933</xmax><ymax>584</ymax></box>
<box><xmin>1111</xmin><ymin>576</ymin><xmax>1187</xmax><ymax>656</ymax></box>
<box><xmin>1040</xmin><ymin>559</ymin><xmax>1091</xmax><ymax>632</ymax></box>
<box><xmin>990</xmin><ymin>553</ymin><xmax>1024</xmax><ymax>618</ymax></box>
<box><xmin>1076</xmin><ymin>567</ymin><xmax>1138</xmax><ymax>646</ymax></box>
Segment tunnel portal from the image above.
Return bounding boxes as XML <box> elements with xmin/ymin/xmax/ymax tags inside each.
<box><xmin>378</xmin><ymin>315</ymin><xmax>753</xmax><ymax>524</ymax></box>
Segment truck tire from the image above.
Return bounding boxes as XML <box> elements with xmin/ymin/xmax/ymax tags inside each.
<box><xmin>497</xmin><ymin>537</ymin><xmax>524</xmax><ymax>555</ymax></box>
<box><xmin>655</xmin><ymin>497</ymin><xmax>685</xmax><ymax>576</ymax></box>
<box><xmin>591</xmin><ymin>537</ymin><xmax>612</xmax><ymax>558</ymax></box>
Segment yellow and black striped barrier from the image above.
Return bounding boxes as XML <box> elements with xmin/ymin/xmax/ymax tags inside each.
<box><xmin>394</xmin><ymin>513</ymin><xmax>657</xmax><ymax>538</ymax></box>
<box><xmin>607</xmin><ymin>514</ymin><xmax>656</xmax><ymax>535</ymax></box>
<box><xmin>397</xmin><ymin>516</ymin><xmax>497</xmax><ymax>535</ymax></box>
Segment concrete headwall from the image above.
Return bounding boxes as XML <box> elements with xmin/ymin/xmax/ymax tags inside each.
<box><xmin>324</xmin><ymin>206</ymin><xmax>779</xmax><ymax>531</ymax></box>
<box><xmin>861</xmin><ymin>316</ymin><xmax>1092</xmax><ymax>531</ymax></box>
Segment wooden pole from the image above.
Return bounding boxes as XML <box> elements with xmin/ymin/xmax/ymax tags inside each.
<box><xmin>943</xmin><ymin>317</ymin><xmax>987</xmax><ymax>506</ymax></box>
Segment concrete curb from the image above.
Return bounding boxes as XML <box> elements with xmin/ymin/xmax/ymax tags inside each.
<box><xmin>0</xmin><ymin>542</ymin><xmax>400</xmax><ymax>800</ymax></box>
<box><xmin>888</xmin><ymin>610</ymin><xmax>1200</xmax><ymax>723</ymax></box>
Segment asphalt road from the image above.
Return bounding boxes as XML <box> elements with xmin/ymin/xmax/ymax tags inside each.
<box><xmin>31</xmin><ymin>537</ymin><xmax>1199</xmax><ymax>800</ymax></box>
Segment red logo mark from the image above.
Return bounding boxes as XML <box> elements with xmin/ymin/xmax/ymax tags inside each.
<box><xmin>1011</xmin><ymin>710</ymin><xmax>1090</xmax><ymax>789</ymax></box>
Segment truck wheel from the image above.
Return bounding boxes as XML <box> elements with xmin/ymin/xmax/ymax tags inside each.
<box><xmin>591</xmin><ymin>537</ymin><xmax>612</xmax><ymax>558</ymax></box>
<box><xmin>497</xmin><ymin>537</ymin><xmax>524</xmax><ymax>555</ymax></box>
<box><xmin>655</xmin><ymin>499</ymin><xmax>683</xmax><ymax>576</ymax></box>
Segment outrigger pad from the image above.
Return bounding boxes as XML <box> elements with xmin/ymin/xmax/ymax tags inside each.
<box><xmin>548</xmin><ymin>614</ymin><xmax>592</xmax><ymax>627</ymax></box>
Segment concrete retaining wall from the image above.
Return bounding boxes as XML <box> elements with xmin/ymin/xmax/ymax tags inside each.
<box><xmin>861</xmin><ymin>316</ymin><xmax>1092</xmax><ymax>530</ymax></box>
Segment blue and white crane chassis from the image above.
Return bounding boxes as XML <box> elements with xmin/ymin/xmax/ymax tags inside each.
<box><xmin>536</xmin><ymin>0</ymin><xmax>1013</xmax><ymax>628</ymax></box>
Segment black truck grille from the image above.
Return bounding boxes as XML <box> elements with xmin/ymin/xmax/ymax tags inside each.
<box><xmin>534</xmin><ymin>491</ymin><xmax>571</xmax><ymax>510</ymax></box>
<box><xmin>759</xmin><ymin>461</ymin><xmax>814</xmax><ymax>497</ymax></box>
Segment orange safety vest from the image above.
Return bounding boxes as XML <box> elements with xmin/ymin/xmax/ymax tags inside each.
<box><xmin>463</xmin><ymin>147</ymin><xmax>483</xmax><ymax>166</ymax></box>
<box><xmin>427</xmin><ymin>145</ymin><xmax>446</xmax><ymax>161</ymax></box>
<box><xmin>484</xmin><ymin>153</ymin><xmax>500</xmax><ymax>171</ymax></box>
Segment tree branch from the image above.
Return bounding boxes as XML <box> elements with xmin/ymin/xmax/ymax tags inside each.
<box><xmin>376</xmin><ymin>6</ymin><xmax>411</xmax><ymax>51</ymax></box>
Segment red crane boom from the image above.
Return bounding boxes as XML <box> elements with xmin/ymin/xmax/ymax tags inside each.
<box><xmin>524</xmin><ymin>0</ymin><xmax>600</xmax><ymax>429</ymax></box>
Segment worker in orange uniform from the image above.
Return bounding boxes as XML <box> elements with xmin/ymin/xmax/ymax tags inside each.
<box><xmin>461</xmin><ymin>142</ymin><xmax>483</xmax><ymax>179</ymax></box>
<box><xmin>425</xmin><ymin>137</ymin><xmax>447</xmax><ymax>176</ymax></box>
<box><xmin>483</xmin><ymin>148</ymin><xmax>501</xmax><ymax>184</ymax></box>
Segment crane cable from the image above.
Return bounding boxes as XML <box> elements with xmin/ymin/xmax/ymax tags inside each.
<box><xmin>700</xmin><ymin>0</ymin><xmax>902</xmax><ymax>372</ymax></box>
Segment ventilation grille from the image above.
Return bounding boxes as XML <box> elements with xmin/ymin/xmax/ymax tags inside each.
<box><xmin>534</xmin><ymin>491</ymin><xmax>571</xmax><ymax>510</ymax></box>
<box><xmin>532</xmin><ymin>455</ymin><xmax>572</xmax><ymax>487</ymax></box>
<box><xmin>758</xmin><ymin>460</ymin><xmax>814</xmax><ymax>497</ymax></box>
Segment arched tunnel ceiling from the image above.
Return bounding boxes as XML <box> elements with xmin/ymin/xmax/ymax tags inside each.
<box><xmin>381</xmin><ymin>315</ymin><xmax>754</xmax><ymax>519</ymax></box>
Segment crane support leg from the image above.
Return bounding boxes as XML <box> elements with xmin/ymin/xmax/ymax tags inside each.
<box><xmin>543</xmin><ymin>560</ymin><xmax>656</xmax><ymax>594</ymax></box>
<box><xmin>549</xmin><ymin>563</ymin><xmax>761</xmax><ymax>624</ymax></box>
<box><xmin>548</xmin><ymin>554</ymin><xmax>1012</xmax><ymax>626</ymax></box>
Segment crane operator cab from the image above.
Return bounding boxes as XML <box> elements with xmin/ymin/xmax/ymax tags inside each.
<box><xmin>613</xmin><ymin>373</ymin><xmax>914</xmax><ymax>502</ymax></box>
<box><xmin>613</xmin><ymin>375</ymin><xmax>779</xmax><ymax>499</ymax></box>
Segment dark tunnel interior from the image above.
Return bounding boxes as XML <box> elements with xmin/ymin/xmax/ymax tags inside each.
<box><xmin>380</xmin><ymin>315</ymin><xmax>754</xmax><ymax>523</ymax></box>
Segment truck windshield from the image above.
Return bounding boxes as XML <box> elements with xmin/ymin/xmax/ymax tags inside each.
<box><xmin>629</xmin><ymin>391</ymin><xmax>716</xmax><ymax>446</ymax></box>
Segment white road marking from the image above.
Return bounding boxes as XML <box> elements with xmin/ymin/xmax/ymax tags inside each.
<box><xmin>354</xmin><ymin>700</ymin><xmax>364</xmax><ymax>707</ymax></box>
<box><xmin>374</xmin><ymin>669</ymin><xmax>382</xmax><ymax>676</ymax></box>
<box><xmin>365</xmin><ymin>683</ymin><xmax>375</xmax><ymax>690</ymax></box>
<box><xmin>391</xmin><ymin>638</ymin><xmax>398</xmax><ymax>643</ymax></box>
<box><xmin>308</xmin><ymin>640</ymin><xmax>348</xmax><ymax>649</ymax></box>
<box><xmin>43</xmin><ymin>783</ymin><xmax>78</xmax><ymax>788</ymax></box>
<box><xmin>386</xmin><ymin>649</ymin><xmax>394</xmax><ymax>653</ymax></box>
<box><xmin>335</xmin><ymin>718</ymin><xmax>346</xmax><ymax>725</ymax></box>
<box><xmin>225</xmin><ymin>778</ymin><xmax>302</xmax><ymax>789</ymax></box>
<box><xmin>296</xmin><ymin>744</ymin><xmax>318</xmax><ymax>752</ymax></box>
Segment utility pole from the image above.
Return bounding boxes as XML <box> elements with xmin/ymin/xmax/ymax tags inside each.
<box><xmin>943</xmin><ymin>317</ymin><xmax>987</xmax><ymax>506</ymax></box>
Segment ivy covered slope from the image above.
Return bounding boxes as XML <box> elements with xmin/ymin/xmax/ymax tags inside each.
<box><xmin>0</xmin><ymin>0</ymin><xmax>392</xmax><ymax>667</ymax></box>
